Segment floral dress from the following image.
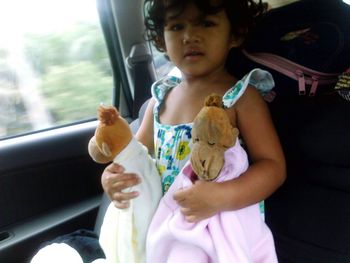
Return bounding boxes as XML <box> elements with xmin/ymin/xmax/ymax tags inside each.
<box><xmin>152</xmin><ymin>68</ymin><xmax>275</xmax><ymax>194</ymax></box>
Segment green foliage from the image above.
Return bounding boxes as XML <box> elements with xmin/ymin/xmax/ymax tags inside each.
<box><xmin>24</xmin><ymin>22</ymin><xmax>110</xmax><ymax>76</ymax></box>
<box><xmin>40</xmin><ymin>62</ymin><xmax>112</xmax><ymax>124</ymax></box>
<box><xmin>23</xmin><ymin>21</ymin><xmax>114</xmax><ymax>125</ymax></box>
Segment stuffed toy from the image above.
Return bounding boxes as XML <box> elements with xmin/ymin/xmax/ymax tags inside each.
<box><xmin>88</xmin><ymin>105</ymin><xmax>133</xmax><ymax>164</ymax></box>
<box><xmin>31</xmin><ymin>230</ymin><xmax>106</xmax><ymax>263</ymax></box>
<box><xmin>88</xmin><ymin>105</ymin><xmax>162</xmax><ymax>263</ymax></box>
<box><xmin>31</xmin><ymin>106</ymin><xmax>162</xmax><ymax>263</ymax></box>
<box><xmin>31</xmin><ymin>105</ymin><xmax>161</xmax><ymax>263</ymax></box>
<box><xmin>146</xmin><ymin>94</ymin><xmax>278</xmax><ymax>263</ymax></box>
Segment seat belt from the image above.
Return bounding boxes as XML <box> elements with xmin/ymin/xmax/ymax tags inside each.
<box><xmin>126</xmin><ymin>43</ymin><xmax>156</xmax><ymax>118</ymax></box>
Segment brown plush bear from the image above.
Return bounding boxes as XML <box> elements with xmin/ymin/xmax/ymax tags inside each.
<box><xmin>190</xmin><ymin>94</ymin><xmax>239</xmax><ymax>181</ymax></box>
<box><xmin>88</xmin><ymin>105</ymin><xmax>162</xmax><ymax>263</ymax></box>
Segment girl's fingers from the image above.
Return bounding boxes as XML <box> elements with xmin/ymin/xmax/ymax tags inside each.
<box><xmin>107</xmin><ymin>162</ymin><xmax>125</xmax><ymax>173</ymax></box>
<box><xmin>113</xmin><ymin>191</ymin><xmax>139</xmax><ymax>203</ymax></box>
<box><xmin>180</xmin><ymin>207</ymin><xmax>198</xmax><ymax>223</ymax></box>
<box><xmin>112</xmin><ymin>174</ymin><xmax>141</xmax><ymax>190</ymax></box>
<box><xmin>180</xmin><ymin>207</ymin><xmax>191</xmax><ymax>215</ymax></box>
<box><xmin>113</xmin><ymin>200</ymin><xmax>130</xmax><ymax>209</ymax></box>
<box><xmin>103</xmin><ymin>162</ymin><xmax>123</xmax><ymax>176</ymax></box>
<box><xmin>173</xmin><ymin>188</ymin><xmax>188</xmax><ymax>203</ymax></box>
<box><xmin>180</xmin><ymin>208</ymin><xmax>200</xmax><ymax>223</ymax></box>
<box><xmin>101</xmin><ymin>162</ymin><xmax>142</xmax><ymax>207</ymax></box>
<box><xmin>103</xmin><ymin>171</ymin><xmax>141</xmax><ymax>190</ymax></box>
<box><xmin>185</xmin><ymin>215</ymin><xmax>197</xmax><ymax>223</ymax></box>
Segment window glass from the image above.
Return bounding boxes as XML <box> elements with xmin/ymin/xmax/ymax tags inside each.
<box><xmin>151</xmin><ymin>45</ymin><xmax>181</xmax><ymax>78</ymax></box>
<box><xmin>0</xmin><ymin>0</ymin><xmax>113</xmax><ymax>139</ymax></box>
<box><xmin>151</xmin><ymin>46</ymin><xmax>173</xmax><ymax>78</ymax></box>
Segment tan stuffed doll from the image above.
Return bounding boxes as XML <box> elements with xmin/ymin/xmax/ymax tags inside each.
<box><xmin>147</xmin><ymin>94</ymin><xmax>278</xmax><ymax>263</ymax></box>
<box><xmin>88</xmin><ymin>105</ymin><xmax>133</xmax><ymax>164</ymax></box>
<box><xmin>88</xmin><ymin>105</ymin><xmax>162</xmax><ymax>263</ymax></box>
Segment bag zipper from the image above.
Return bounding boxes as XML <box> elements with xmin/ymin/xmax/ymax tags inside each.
<box><xmin>242</xmin><ymin>50</ymin><xmax>340</xmax><ymax>96</ymax></box>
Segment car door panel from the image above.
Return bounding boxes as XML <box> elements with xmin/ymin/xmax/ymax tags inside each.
<box><xmin>0</xmin><ymin>122</ymin><xmax>104</xmax><ymax>262</ymax></box>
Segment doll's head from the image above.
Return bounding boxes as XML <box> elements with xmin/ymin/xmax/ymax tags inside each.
<box><xmin>88</xmin><ymin>105</ymin><xmax>133</xmax><ymax>164</ymax></box>
<box><xmin>144</xmin><ymin>0</ymin><xmax>267</xmax><ymax>52</ymax></box>
<box><xmin>190</xmin><ymin>94</ymin><xmax>239</xmax><ymax>180</ymax></box>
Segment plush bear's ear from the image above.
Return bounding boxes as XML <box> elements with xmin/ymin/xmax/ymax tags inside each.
<box><xmin>204</xmin><ymin>94</ymin><xmax>222</xmax><ymax>107</ymax></box>
<box><xmin>100</xmin><ymin>142</ymin><xmax>113</xmax><ymax>158</ymax></box>
<box><xmin>231</xmin><ymin>127</ymin><xmax>239</xmax><ymax>141</ymax></box>
<box><xmin>98</xmin><ymin>105</ymin><xmax>119</xmax><ymax>125</ymax></box>
<box><xmin>88</xmin><ymin>136</ymin><xmax>113</xmax><ymax>164</ymax></box>
<box><xmin>220</xmin><ymin>125</ymin><xmax>239</xmax><ymax>148</ymax></box>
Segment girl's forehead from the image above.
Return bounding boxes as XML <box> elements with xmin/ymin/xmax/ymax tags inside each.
<box><xmin>165</xmin><ymin>3</ymin><xmax>198</xmax><ymax>20</ymax></box>
<box><xmin>165</xmin><ymin>2</ymin><xmax>222</xmax><ymax>21</ymax></box>
<box><xmin>164</xmin><ymin>0</ymin><xmax>224</xmax><ymax>20</ymax></box>
<box><xmin>163</xmin><ymin>0</ymin><xmax>223</xmax><ymax>7</ymax></box>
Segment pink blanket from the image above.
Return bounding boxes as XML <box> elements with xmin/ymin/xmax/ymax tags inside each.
<box><xmin>147</xmin><ymin>141</ymin><xmax>278</xmax><ymax>263</ymax></box>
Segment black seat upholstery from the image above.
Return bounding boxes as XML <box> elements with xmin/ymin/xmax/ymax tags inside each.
<box><xmin>225</xmin><ymin>1</ymin><xmax>350</xmax><ymax>261</ymax></box>
<box><xmin>265</xmin><ymin>94</ymin><xmax>350</xmax><ymax>263</ymax></box>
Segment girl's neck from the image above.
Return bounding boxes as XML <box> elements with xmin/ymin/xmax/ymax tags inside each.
<box><xmin>180</xmin><ymin>69</ymin><xmax>236</xmax><ymax>92</ymax></box>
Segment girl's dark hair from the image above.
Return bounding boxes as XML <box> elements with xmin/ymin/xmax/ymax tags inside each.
<box><xmin>144</xmin><ymin>0</ymin><xmax>267</xmax><ymax>51</ymax></box>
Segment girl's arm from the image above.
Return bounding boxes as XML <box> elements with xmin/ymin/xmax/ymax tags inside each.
<box><xmin>101</xmin><ymin>98</ymin><xmax>156</xmax><ymax>208</ymax></box>
<box><xmin>174</xmin><ymin>87</ymin><xmax>286</xmax><ymax>222</ymax></box>
<box><xmin>135</xmin><ymin>98</ymin><xmax>156</xmax><ymax>154</ymax></box>
<box><xmin>221</xmin><ymin>86</ymin><xmax>286</xmax><ymax>208</ymax></box>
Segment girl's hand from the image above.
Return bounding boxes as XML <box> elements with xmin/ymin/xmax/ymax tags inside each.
<box><xmin>101</xmin><ymin>162</ymin><xmax>141</xmax><ymax>209</ymax></box>
<box><xmin>173</xmin><ymin>180</ymin><xmax>221</xmax><ymax>223</ymax></box>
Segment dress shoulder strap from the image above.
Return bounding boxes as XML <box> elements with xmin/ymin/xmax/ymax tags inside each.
<box><xmin>151</xmin><ymin>75</ymin><xmax>181</xmax><ymax>121</ymax></box>
<box><xmin>151</xmin><ymin>75</ymin><xmax>181</xmax><ymax>105</ymax></box>
<box><xmin>223</xmin><ymin>68</ymin><xmax>275</xmax><ymax>108</ymax></box>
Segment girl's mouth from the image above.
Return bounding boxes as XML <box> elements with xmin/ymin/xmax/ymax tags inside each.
<box><xmin>184</xmin><ymin>50</ymin><xmax>204</xmax><ymax>58</ymax></box>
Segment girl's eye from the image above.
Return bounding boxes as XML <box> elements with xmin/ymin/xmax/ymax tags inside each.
<box><xmin>169</xmin><ymin>23</ymin><xmax>184</xmax><ymax>31</ymax></box>
<box><xmin>201</xmin><ymin>20</ymin><xmax>215</xmax><ymax>28</ymax></box>
<box><xmin>194</xmin><ymin>138</ymin><xmax>200</xmax><ymax>142</ymax></box>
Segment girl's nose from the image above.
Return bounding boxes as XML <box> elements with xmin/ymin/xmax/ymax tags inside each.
<box><xmin>183</xmin><ymin>26</ymin><xmax>200</xmax><ymax>44</ymax></box>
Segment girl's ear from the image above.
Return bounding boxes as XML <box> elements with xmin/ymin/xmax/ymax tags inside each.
<box><xmin>230</xmin><ymin>27</ymin><xmax>248</xmax><ymax>48</ymax></box>
<box><xmin>155</xmin><ymin>36</ymin><xmax>166</xmax><ymax>52</ymax></box>
<box><xmin>230</xmin><ymin>35</ymin><xmax>244</xmax><ymax>48</ymax></box>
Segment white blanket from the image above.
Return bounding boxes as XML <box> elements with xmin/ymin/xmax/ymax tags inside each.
<box><xmin>99</xmin><ymin>138</ymin><xmax>162</xmax><ymax>263</ymax></box>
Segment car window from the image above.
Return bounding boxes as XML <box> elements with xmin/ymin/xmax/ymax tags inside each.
<box><xmin>150</xmin><ymin>46</ymin><xmax>172</xmax><ymax>77</ymax></box>
<box><xmin>151</xmin><ymin>45</ymin><xmax>181</xmax><ymax>78</ymax></box>
<box><xmin>0</xmin><ymin>0</ymin><xmax>113</xmax><ymax>139</ymax></box>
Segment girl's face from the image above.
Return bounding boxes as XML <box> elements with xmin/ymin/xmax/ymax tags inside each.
<box><xmin>163</xmin><ymin>3</ymin><xmax>235</xmax><ymax>79</ymax></box>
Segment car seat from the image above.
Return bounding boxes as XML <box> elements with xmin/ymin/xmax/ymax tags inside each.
<box><xmin>225</xmin><ymin>1</ymin><xmax>350</xmax><ymax>261</ymax></box>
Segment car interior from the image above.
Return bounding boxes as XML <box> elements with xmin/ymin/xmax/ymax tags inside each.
<box><xmin>0</xmin><ymin>0</ymin><xmax>349</xmax><ymax>262</ymax></box>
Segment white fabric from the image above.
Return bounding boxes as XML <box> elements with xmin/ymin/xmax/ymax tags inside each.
<box><xmin>91</xmin><ymin>259</ymin><xmax>107</xmax><ymax>263</ymax></box>
<box><xmin>31</xmin><ymin>243</ymin><xmax>84</xmax><ymax>263</ymax></box>
<box><xmin>99</xmin><ymin>138</ymin><xmax>162</xmax><ymax>263</ymax></box>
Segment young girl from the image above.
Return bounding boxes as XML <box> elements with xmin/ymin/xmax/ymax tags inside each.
<box><xmin>102</xmin><ymin>0</ymin><xmax>286</xmax><ymax>224</ymax></box>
